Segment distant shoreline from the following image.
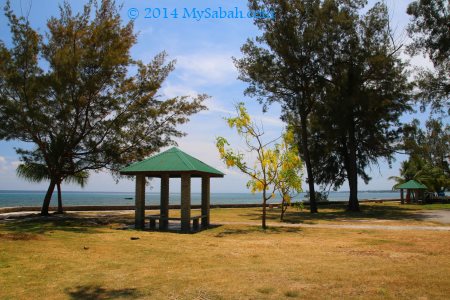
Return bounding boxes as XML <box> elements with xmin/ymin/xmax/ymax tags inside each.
<box><xmin>0</xmin><ymin>189</ymin><xmax>398</xmax><ymax>193</ymax></box>
<box><xmin>0</xmin><ymin>191</ymin><xmax>403</xmax><ymax>207</ymax></box>
<box><xmin>0</xmin><ymin>199</ymin><xmax>400</xmax><ymax>214</ymax></box>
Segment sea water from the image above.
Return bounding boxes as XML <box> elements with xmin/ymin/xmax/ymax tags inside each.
<box><xmin>0</xmin><ymin>190</ymin><xmax>400</xmax><ymax>207</ymax></box>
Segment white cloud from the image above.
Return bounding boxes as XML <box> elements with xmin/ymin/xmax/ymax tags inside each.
<box><xmin>10</xmin><ymin>161</ymin><xmax>21</xmax><ymax>168</ymax></box>
<box><xmin>162</xmin><ymin>84</ymin><xmax>198</xmax><ymax>98</ymax></box>
<box><xmin>161</xmin><ymin>83</ymin><xmax>233</xmax><ymax>116</ymax></box>
<box><xmin>253</xmin><ymin>114</ymin><xmax>284</xmax><ymax>128</ymax></box>
<box><xmin>203</xmin><ymin>97</ymin><xmax>233</xmax><ymax>115</ymax></box>
<box><xmin>174</xmin><ymin>53</ymin><xmax>237</xmax><ymax>86</ymax></box>
<box><xmin>0</xmin><ymin>156</ymin><xmax>9</xmax><ymax>173</ymax></box>
<box><xmin>0</xmin><ymin>157</ymin><xmax>21</xmax><ymax>174</ymax></box>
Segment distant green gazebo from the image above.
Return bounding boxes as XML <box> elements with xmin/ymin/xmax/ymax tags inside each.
<box><xmin>120</xmin><ymin>147</ymin><xmax>224</xmax><ymax>232</ymax></box>
<box><xmin>396</xmin><ymin>180</ymin><xmax>428</xmax><ymax>204</ymax></box>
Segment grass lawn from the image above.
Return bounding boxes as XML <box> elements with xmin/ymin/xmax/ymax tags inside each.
<box><xmin>209</xmin><ymin>202</ymin><xmax>450</xmax><ymax>226</ymax></box>
<box><xmin>1</xmin><ymin>203</ymin><xmax>450</xmax><ymax>299</ymax></box>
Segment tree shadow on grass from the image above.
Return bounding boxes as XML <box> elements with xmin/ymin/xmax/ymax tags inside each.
<box><xmin>66</xmin><ymin>285</ymin><xmax>141</xmax><ymax>300</ymax></box>
<box><xmin>215</xmin><ymin>226</ymin><xmax>302</xmax><ymax>237</ymax></box>
<box><xmin>238</xmin><ymin>204</ymin><xmax>438</xmax><ymax>224</ymax></box>
<box><xmin>0</xmin><ymin>213</ymin><xmax>133</xmax><ymax>235</ymax></box>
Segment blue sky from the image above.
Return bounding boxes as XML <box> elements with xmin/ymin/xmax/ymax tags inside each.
<box><xmin>0</xmin><ymin>0</ymin><xmax>436</xmax><ymax>193</ymax></box>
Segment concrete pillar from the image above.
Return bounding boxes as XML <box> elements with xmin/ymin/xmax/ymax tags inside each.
<box><xmin>160</xmin><ymin>174</ymin><xmax>169</xmax><ymax>230</ymax></box>
<box><xmin>180</xmin><ymin>173</ymin><xmax>191</xmax><ymax>232</ymax></box>
<box><xmin>135</xmin><ymin>175</ymin><xmax>146</xmax><ymax>229</ymax></box>
<box><xmin>201</xmin><ymin>176</ymin><xmax>210</xmax><ymax>227</ymax></box>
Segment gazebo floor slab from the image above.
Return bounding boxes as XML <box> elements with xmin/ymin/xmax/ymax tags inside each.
<box><xmin>143</xmin><ymin>221</ymin><xmax>209</xmax><ymax>233</ymax></box>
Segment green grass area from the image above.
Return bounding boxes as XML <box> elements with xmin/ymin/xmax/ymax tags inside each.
<box><xmin>1</xmin><ymin>203</ymin><xmax>450</xmax><ymax>299</ymax></box>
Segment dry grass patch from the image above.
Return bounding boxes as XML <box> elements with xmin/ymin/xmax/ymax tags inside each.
<box><xmin>0</xmin><ymin>232</ymin><xmax>41</xmax><ymax>241</ymax></box>
<box><xmin>0</xmin><ymin>213</ymin><xmax>450</xmax><ymax>299</ymax></box>
<box><xmin>210</xmin><ymin>202</ymin><xmax>450</xmax><ymax>227</ymax></box>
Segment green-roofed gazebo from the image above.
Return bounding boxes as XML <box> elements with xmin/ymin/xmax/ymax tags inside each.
<box><xmin>395</xmin><ymin>180</ymin><xmax>428</xmax><ymax>204</ymax></box>
<box><xmin>396</xmin><ymin>180</ymin><xmax>428</xmax><ymax>190</ymax></box>
<box><xmin>120</xmin><ymin>147</ymin><xmax>224</xmax><ymax>232</ymax></box>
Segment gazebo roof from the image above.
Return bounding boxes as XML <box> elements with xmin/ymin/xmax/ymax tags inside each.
<box><xmin>396</xmin><ymin>180</ymin><xmax>428</xmax><ymax>190</ymax></box>
<box><xmin>120</xmin><ymin>147</ymin><xmax>225</xmax><ymax>178</ymax></box>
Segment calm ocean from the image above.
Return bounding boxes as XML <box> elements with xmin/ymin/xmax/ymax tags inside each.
<box><xmin>0</xmin><ymin>190</ymin><xmax>400</xmax><ymax>207</ymax></box>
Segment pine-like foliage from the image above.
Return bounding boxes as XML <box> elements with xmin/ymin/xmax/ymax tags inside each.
<box><xmin>0</xmin><ymin>0</ymin><xmax>207</xmax><ymax>214</ymax></box>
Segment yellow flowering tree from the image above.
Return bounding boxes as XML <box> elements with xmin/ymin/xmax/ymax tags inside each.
<box><xmin>275</xmin><ymin>129</ymin><xmax>303</xmax><ymax>220</ymax></box>
<box><xmin>216</xmin><ymin>103</ymin><xmax>302</xmax><ymax>228</ymax></box>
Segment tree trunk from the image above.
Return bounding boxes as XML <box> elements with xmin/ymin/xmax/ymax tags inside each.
<box><xmin>299</xmin><ymin>115</ymin><xmax>318</xmax><ymax>213</ymax></box>
<box><xmin>347</xmin><ymin>119</ymin><xmax>360</xmax><ymax>212</ymax></box>
<box><xmin>262</xmin><ymin>190</ymin><xmax>267</xmax><ymax>229</ymax></box>
<box><xmin>280</xmin><ymin>197</ymin><xmax>287</xmax><ymax>221</ymax></box>
<box><xmin>347</xmin><ymin>168</ymin><xmax>359</xmax><ymax>211</ymax></box>
<box><xmin>56</xmin><ymin>182</ymin><xmax>63</xmax><ymax>214</ymax></box>
<box><xmin>41</xmin><ymin>180</ymin><xmax>56</xmax><ymax>215</ymax></box>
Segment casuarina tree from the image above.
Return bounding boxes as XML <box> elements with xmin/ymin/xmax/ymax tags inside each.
<box><xmin>309</xmin><ymin>1</ymin><xmax>412</xmax><ymax>211</ymax></box>
<box><xmin>407</xmin><ymin>0</ymin><xmax>449</xmax><ymax>115</ymax></box>
<box><xmin>0</xmin><ymin>0</ymin><xmax>207</xmax><ymax>215</ymax></box>
<box><xmin>234</xmin><ymin>0</ymin><xmax>329</xmax><ymax>213</ymax></box>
